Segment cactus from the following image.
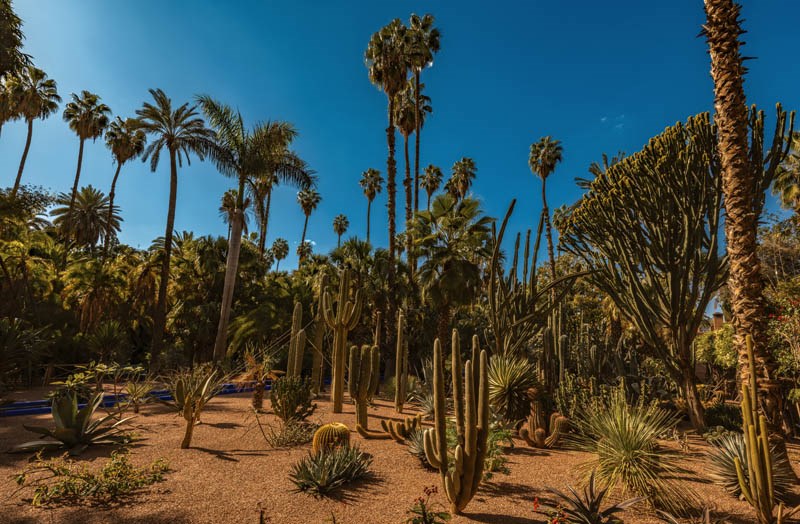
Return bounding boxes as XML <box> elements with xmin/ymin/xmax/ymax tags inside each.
<box><xmin>323</xmin><ymin>269</ymin><xmax>362</xmax><ymax>413</ymax></box>
<box><xmin>394</xmin><ymin>310</ymin><xmax>407</xmax><ymax>413</ymax></box>
<box><xmin>310</xmin><ymin>274</ymin><xmax>328</xmax><ymax>393</ymax></box>
<box><xmin>286</xmin><ymin>302</ymin><xmax>305</xmax><ymax>377</ymax></box>
<box><xmin>348</xmin><ymin>344</ymin><xmax>380</xmax><ymax>429</ymax></box>
<box><xmin>356</xmin><ymin>413</ymin><xmax>422</xmax><ymax>442</ymax></box>
<box><xmin>519</xmin><ymin>386</ymin><xmax>568</xmax><ymax>448</ymax></box>
<box><xmin>312</xmin><ymin>422</ymin><xmax>350</xmax><ymax>455</ymax></box>
<box><xmin>423</xmin><ymin>330</ymin><xmax>489</xmax><ymax>515</ymax></box>
<box><xmin>373</xmin><ymin>310</ymin><xmax>382</xmax><ymax>347</ymax></box>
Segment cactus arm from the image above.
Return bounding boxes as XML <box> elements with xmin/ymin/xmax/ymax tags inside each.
<box><xmin>348</xmin><ymin>345</ymin><xmax>359</xmax><ymax>400</ymax></box>
<box><xmin>451</xmin><ymin>330</ymin><xmax>464</xmax><ymax>443</ymax></box>
<box><xmin>395</xmin><ymin>311</ymin><xmax>406</xmax><ymax>413</ymax></box>
<box><xmin>423</xmin><ymin>428</ymin><xmax>442</xmax><ymax>468</ymax></box>
<box><xmin>433</xmin><ymin>339</ymin><xmax>449</xmax><ymax>475</ymax></box>
<box><xmin>357</xmin><ymin>423</ymin><xmax>391</xmax><ymax>439</ymax></box>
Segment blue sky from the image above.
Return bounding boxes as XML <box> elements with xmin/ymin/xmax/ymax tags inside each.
<box><xmin>2</xmin><ymin>1</ymin><xmax>798</xmax><ymax>268</ymax></box>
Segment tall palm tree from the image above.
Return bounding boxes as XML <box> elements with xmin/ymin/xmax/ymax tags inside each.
<box><xmin>135</xmin><ymin>88</ymin><xmax>215</xmax><ymax>366</ymax></box>
<box><xmin>197</xmin><ymin>96</ymin><xmax>310</xmax><ymax>361</ymax></box>
<box><xmin>703</xmin><ymin>0</ymin><xmax>784</xmax><ymax>431</ymax></box>
<box><xmin>333</xmin><ymin>214</ymin><xmax>349</xmax><ymax>247</ymax></box>
<box><xmin>9</xmin><ymin>66</ymin><xmax>60</xmax><ymax>196</ymax></box>
<box><xmin>445</xmin><ymin>157</ymin><xmax>477</xmax><ymax>201</ymax></box>
<box><xmin>296</xmin><ymin>240</ymin><xmax>313</xmax><ymax>264</ymax></box>
<box><xmin>103</xmin><ymin>117</ymin><xmax>146</xmax><ymax>255</ymax></box>
<box><xmin>420</xmin><ymin>164</ymin><xmax>443</xmax><ymax>210</ymax></box>
<box><xmin>271</xmin><ymin>237</ymin><xmax>288</xmax><ymax>270</ymax></box>
<box><xmin>297</xmin><ymin>188</ymin><xmax>321</xmax><ymax>248</ymax></box>
<box><xmin>63</xmin><ymin>91</ymin><xmax>111</xmax><ymax>212</ymax></box>
<box><xmin>529</xmin><ymin>136</ymin><xmax>563</xmax><ymax>282</ymax></box>
<box><xmin>50</xmin><ymin>185</ymin><xmax>121</xmax><ymax>252</ymax></box>
<box><xmin>359</xmin><ymin>168</ymin><xmax>383</xmax><ymax>243</ymax></box>
<box><xmin>407</xmin><ymin>13</ymin><xmax>440</xmax><ymax>213</ymax></box>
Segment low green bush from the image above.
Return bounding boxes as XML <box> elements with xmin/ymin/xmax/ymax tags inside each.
<box><xmin>289</xmin><ymin>445</ymin><xmax>372</xmax><ymax>498</ymax></box>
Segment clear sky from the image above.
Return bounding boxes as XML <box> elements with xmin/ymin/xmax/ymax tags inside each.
<box><xmin>2</xmin><ymin>1</ymin><xmax>798</xmax><ymax>268</ymax></box>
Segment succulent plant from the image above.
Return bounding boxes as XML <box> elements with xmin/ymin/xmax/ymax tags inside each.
<box><xmin>323</xmin><ymin>269</ymin><xmax>362</xmax><ymax>413</ymax></box>
<box><xmin>286</xmin><ymin>301</ymin><xmax>306</xmax><ymax>377</ymax></box>
<box><xmin>395</xmin><ymin>310</ymin><xmax>408</xmax><ymax>413</ymax></box>
<box><xmin>312</xmin><ymin>422</ymin><xmax>351</xmax><ymax>455</ymax></box>
<box><xmin>348</xmin><ymin>344</ymin><xmax>379</xmax><ymax>429</ymax></box>
<box><xmin>519</xmin><ymin>386</ymin><xmax>569</xmax><ymax>449</ymax></box>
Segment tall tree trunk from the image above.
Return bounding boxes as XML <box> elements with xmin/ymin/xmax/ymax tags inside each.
<box><xmin>541</xmin><ymin>178</ymin><xmax>557</xmax><ymax>282</ymax></box>
<box><xmin>704</xmin><ymin>0</ymin><xmax>785</xmax><ymax>433</ymax></box>
<box><xmin>298</xmin><ymin>215</ymin><xmax>309</xmax><ymax>267</ymax></box>
<box><xmin>403</xmin><ymin>133</ymin><xmax>413</xmax><ymax>269</ymax></box>
<box><xmin>258</xmin><ymin>187</ymin><xmax>272</xmax><ymax>256</ymax></box>
<box><xmin>426</xmin><ymin>191</ymin><xmax>431</xmax><ymax>211</ymax></box>
<box><xmin>69</xmin><ymin>138</ymin><xmax>86</xmax><ymax>213</ymax></box>
<box><xmin>103</xmin><ymin>162</ymin><xmax>123</xmax><ymax>256</ymax></box>
<box><xmin>386</xmin><ymin>97</ymin><xmax>398</xmax><ymax>349</ymax></box>
<box><xmin>366</xmin><ymin>198</ymin><xmax>372</xmax><ymax>243</ymax></box>
<box><xmin>337</xmin><ymin>233</ymin><xmax>342</xmax><ymax>248</ymax></box>
<box><xmin>213</xmin><ymin>177</ymin><xmax>246</xmax><ymax>362</ymax></box>
<box><xmin>151</xmin><ymin>150</ymin><xmax>179</xmax><ymax>371</ymax></box>
<box><xmin>414</xmin><ymin>71</ymin><xmax>422</xmax><ymax>213</ymax></box>
<box><xmin>12</xmin><ymin>119</ymin><xmax>33</xmax><ymax>196</ymax></box>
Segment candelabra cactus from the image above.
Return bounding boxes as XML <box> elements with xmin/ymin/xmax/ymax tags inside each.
<box><xmin>423</xmin><ymin>330</ymin><xmax>489</xmax><ymax>515</ymax></box>
<box><xmin>357</xmin><ymin>413</ymin><xmax>422</xmax><ymax>442</ymax></box>
<box><xmin>310</xmin><ymin>274</ymin><xmax>328</xmax><ymax>393</ymax></box>
<box><xmin>519</xmin><ymin>386</ymin><xmax>569</xmax><ymax>449</ymax></box>
<box><xmin>286</xmin><ymin>302</ymin><xmax>306</xmax><ymax>377</ymax></box>
<box><xmin>323</xmin><ymin>269</ymin><xmax>362</xmax><ymax>413</ymax></box>
<box><xmin>348</xmin><ymin>344</ymin><xmax>380</xmax><ymax>429</ymax></box>
<box><xmin>395</xmin><ymin>310</ymin><xmax>408</xmax><ymax>413</ymax></box>
<box><xmin>312</xmin><ymin>422</ymin><xmax>350</xmax><ymax>455</ymax></box>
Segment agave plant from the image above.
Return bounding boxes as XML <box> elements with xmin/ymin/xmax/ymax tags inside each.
<box><xmin>538</xmin><ymin>470</ymin><xmax>643</xmax><ymax>524</ymax></box>
<box><xmin>165</xmin><ymin>366</ymin><xmax>225</xmax><ymax>449</ymax></box>
<box><xmin>289</xmin><ymin>445</ymin><xmax>372</xmax><ymax>498</ymax></box>
<box><xmin>406</xmin><ymin>428</ymin><xmax>435</xmax><ymax>469</ymax></box>
<box><xmin>12</xmin><ymin>392</ymin><xmax>132</xmax><ymax>456</ymax></box>
<box><xmin>124</xmin><ymin>376</ymin><xmax>155</xmax><ymax>414</ymax></box>
<box><xmin>487</xmin><ymin>353</ymin><xmax>538</xmax><ymax>424</ymax></box>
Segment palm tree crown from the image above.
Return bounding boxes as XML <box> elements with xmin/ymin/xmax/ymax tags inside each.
<box><xmin>270</xmin><ymin>237</ymin><xmax>289</xmax><ymax>270</ymax></box>
<box><xmin>105</xmin><ymin>116</ymin><xmax>146</xmax><ymax>167</ymax></box>
<box><xmin>333</xmin><ymin>214</ymin><xmax>349</xmax><ymax>247</ymax></box>
<box><xmin>420</xmin><ymin>164</ymin><xmax>443</xmax><ymax>209</ymax></box>
<box><xmin>63</xmin><ymin>90</ymin><xmax>111</xmax><ymax>142</ymax></box>
<box><xmin>360</xmin><ymin>168</ymin><xmax>384</xmax><ymax>202</ymax></box>
<box><xmin>445</xmin><ymin>157</ymin><xmax>477</xmax><ymax>200</ymax></box>
<box><xmin>297</xmin><ymin>188</ymin><xmax>321</xmax><ymax>218</ymax></box>
<box><xmin>529</xmin><ymin>136</ymin><xmax>563</xmax><ymax>181</ymax></box>
<box><xmin>50</xmin><ymin>185</ymin><xmax>121</xmax><ymax>250</ymax></box>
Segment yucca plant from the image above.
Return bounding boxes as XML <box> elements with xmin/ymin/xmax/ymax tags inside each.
<box><xmin>13</xmin><ymin>392</ymin><xmax>132</xmax><ymax>456</ymax></box>
<box><xmin>289</xmin><ymin>445</ymin><xmax>372</xmax><ymax>498</ymax></box>
<box><xmin>165</xmin><ymin>366</ymin><xmax>225</xmax><ymax>449</ymax></box>
<box><xmin>124</xmin><ymin>376</ymin><xmax>155</xmax><ymax>414</ymax></box>
<box><xmin>570</xmin><ymin>386</ymin><xmax>697</xmax><ymax>515</ymax></box>
<box><xmin>243</xmin><ymin>344</ymin><xmax>280</xmax><ymax>411</ymax></box>
<box><xmin>487</xmin><ymin>353</ymin><xmax>537</xmax><ymax>424</ymax></box>
<box><xmin>407</xmin><ymin>429</ymin><xmax>435</xmax><ymax>469</ymax></box>
<box><xmin>537</xmin><ymin>470</ymin><xmax>643</xmax><ymax>524</ymax></box>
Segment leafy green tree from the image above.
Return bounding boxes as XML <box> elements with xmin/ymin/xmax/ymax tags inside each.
<box><xmin>135</xmin><ymin>88</ymin><xmax>215</xmax><ymax>366</ymax></box>
<box><xmin>63</xmin><ymin>91</ymin><xmax>111</xmax><ymax>212</ymax></box>
<box><xmin>444</xmin><ymin>157</ymin><xmax>476</xmax><ymax>201</ymax></box>
<box><xmin>51</xmin><ymin>185</ymin><xmax>120</xmax><ymax>251</ymax></box>
<box><xmin>271</xmin><ymin>238</ymin><xmax>289</xmax><ymax>271</ymax></box>
<box><xmin>103</xmin><ymin>117</ymin><xmax>145</xmax><ymax>255</ymax></box>
<box><xmin>420</xmin><ymin>164</ymin><xmax>442</xmax><ymax>210</ymax></box>
<box><xmin>62</xmin><ymin>258</ymin><xmax>125</xmax><ymax>333</ymax></box>
<box><xmin>9</xmin><ymin>66</ymin><xmax>60</xmax><ymax>195</ymax></box>
<box><xmin>0</xmin><ymin>74</ymin><xmax>19</xmax><ymax>136</ymax></box>
<box><xmin>332</xmin><ymin>214</ymin><xmax>349</xmax><ymax>248</ymax></box>
<box><xmin>358</xmin><ymin>168</ymin><xmax>383</xmax><ymax>243</ymax></box>
<box><xmin>529</xmin><ymin>136</ymin><xmax>563</xmax><ymax>281</ymax></box>
<box><xmin>0</xmin><ymin>0</ymin><xmax>29</xmax><ymax>78</ymax></box>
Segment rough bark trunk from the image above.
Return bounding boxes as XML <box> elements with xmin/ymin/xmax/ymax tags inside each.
<box><xmin>103</xmin><ymin>162</ymin><xmax>122</xmax><ymax>256</ymax></box>
<box><xmin>12</xmin><ymin>119</ymin><xmax>34</xmax><ymax>196</ymax></box>
<box><xmin>258</xmin><ymin>188</ymin><xmax>272</xmax><ymax>256</ymax></box>
<box><xmin>682</xmin><ymin>367</ymin><xmax>706</xmax><ymax>432</ymax></box>
<box><xmin>69</xmin><ymin>138</ymin><xmax>86</xmax><ymax>213</ymax></box>
<box><xmin>541</xmin><ymin>178</ymin><xmax>557</xmax><ymax>282</ymax></box>
<box><xmin>386</xmin><ymin>97</ymin><xmax>398</xmax><ymax>351</ymax></box>
<box><xmin>213</xmin><ymin>193</ymin><xmax>244</xmax><ymax>361</ymax></box>
<box><xmin>414</xmin><ymin>71</ymin><xmax>422</xmax><ymax>213</ymax></box>
<box><xmin>403</xmin><ymin>133</ymin><xmax>413</xmax><ymax>270</ymax></box>
<box><xmin>366</xmin><ymin>198</ymin><xmax>372</xmax><ymax>244</ymax></box>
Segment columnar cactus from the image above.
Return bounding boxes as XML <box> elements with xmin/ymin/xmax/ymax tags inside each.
<box><xmin>373</xmin><ymin>310</ymin><xmax>382</xmax><ymax>347</ymax></box>
<box><xmin>423</xmin><ymin>330</ymin><xmax>489</xmax><ymax>515</ymax></box>
<box><xmin>323</xmin><ymin>269</ymin><xmax>362</xmax><ymax>413</ymax></box>
<box><xmin>286</xmin><ymin>302</ymin><xmax>305</xmax><ymax>377</ymax></box>
<box><xmin>394</xmin><ymin>310</ymin><xmax>407</xmax><ymax>413</ymax></box>
<box><xmin>348</xmin><ymin>344</ymin><xmax>379</xmax><ymax>429</ymax></box>
<box><xmin>312</xmin><ymin>422</ymin><xmax>350</xmax><ymax>455</ymax></box>
<box><xmin>519</xmin><ymin>386</ymin><xmax>569</xmax><ymax>449</ymax></box>
<box><xmin>357</xmin><ymin>413</ymin><xmax>422</xmax><ymax>442</ymax></box>
<box><xmin>310</xmin><ymin>274</ymin><xmax>328</xmax><ymax>393</ymax></box>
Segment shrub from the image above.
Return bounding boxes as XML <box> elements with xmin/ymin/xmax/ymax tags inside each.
<box><xmin>270</xmin><ymin>375</ymin><xmax>316</xmax><ymax>422</ymax></box>
<box><xmin>569</xmin><ymin>386</ymin><xmax>697</xmax><ymax>515</ymax></box>
<box><xmin>14</xmin><ymin>451</ymin><xmax>169</xmax><ymax>506</ymax></box>
<box><xmin>257</xmin><ymin>418</ymin><xmax>318</xmax><ymax>448</ymax></box>
<box><xmin>487</xmin><ymin>353</ymin><xmax>537</xmax><ymax>424</ymax></box>
<box><xmin>411</xmin><ymin>390</ymin><xmax>436</xmax><ymax>420</ymax></box>
<box><xmin>708</xmin><ymin>431</ymin><xmax>796</xmax><ymax>503</ymax></box>
<box><xmin>407</xmin><ymin>429</ymin><xmax>434</xmax><ymax>469</ymax></box>
<box><xmin>289</xmin><ymin>445</ymin><xmax>372</xmax><ymax>498</ymax></box>
<box><xmin>535</xmin><ymin>470</ymin><xmax>642</xmax><ymax>524</ymax></box>
<box><xmin>703</xmin><ymin>402</ymin><xmax>742</xmax><ymax>431</ymax></box>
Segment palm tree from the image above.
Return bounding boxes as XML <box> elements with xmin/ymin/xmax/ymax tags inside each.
<box><xmin>271</xmin><ymin>238</ymin><xmax>289</xmax><ymax>270</ymax></box>
<box><xmin>50</xmin><ymin>185</ymin><xmax>121</xmax><ymax>252</ymax></box>
<box><xmin>407</xmin><ymin>13</ymin><xmax>440</xmax><ymax>213</ymax></box>
<box><xmin>359</xmin><ymin>168</ymin><xmax>383</xmax><ymax>243</ymax></box>
<box><xmin>529</xmin><ymin>136</ymin><xmax>563</xmax><ymax>282</ymax></box>
<box><xmin>63</xmin><ymin>91</ymin><xmax>112</xmax><ymax>212</ymax></box>
<box><xmin>296</xmin><ymin>240</ymin><xmax>313</xmax><ymax>263</ymax></box>
<box><xmin>9</xmin><ymin>66</ymin><xmax>60</xmax><ymax>196</ymax></box>
<box><xmin>703</xmin><ymin>0</ymin><xmax>784</xmax><ymax>432</ymax></box>
<box><xmin>445</xmin><ymin>157</ymin><xmax>477</xmax><ymax>201</ymax></box>
<box><xmin>62</xmin><ymin>258</ymin><xmax>125</xmax><ymax>333</ymax></box>
<box><xmin>135</xmin><ymin>88</ymin><xmax>215</xmax><ymax>366</ymax></box>
<box><xmin>103</xmin><ymin>117</ymin><xmax>146</xmax><ymax>255</ymax></box>
<box><xmin>297</xmin><ymin>188</ymin><xmax>321</xmax><ymax>255</ymax></box>
<box><xmin>333</xmin><ymin>214</ymin><xmax>349</xmax><ymax>247</ymax></box>
<box><xmin>219</xmin><ymin>189</ymin><xmax>250</xmax><ymax>241</ymax></box>
<box><xmin>420</xmin><ymin>164</ymin><xmax>443</xmax><ymax>210</ymax></box>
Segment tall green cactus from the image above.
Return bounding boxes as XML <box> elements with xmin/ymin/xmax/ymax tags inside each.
<box><xmin>394</xmin><ymin>310</ymin><xmax>407</xmax><ymax>413</ymax></box>
<box><xmin>323</xmin><ymin>269</ymin><xmax>362</xmax><ymax>413</ymax></box>
<box><xmin>423</xmin><ymin>330</ymin><xmax>489</xmax><ymax>515</ymax></box>
<box><xmin>310</xmin><ymin>274</ymin><xmax>328</xmax><ymax>393</ymax></box>
<box><xmin>519</xmin><ymin>386</ymin><xmax>569</xmax><ymax>449</ymax></box>
<box><xmin>373</xmin><ymin>310</ymin><xmax>382</xmax><ymax>347</ymax></box>
<box><xmin>286</xmin><ymin>302</ymin><xmax>305</xmax><ymax>377</ymax></box>
<box><xmin>348</xmin><ymin>344</ymin><xmax>379</xmax><ymax>429</ymax></box>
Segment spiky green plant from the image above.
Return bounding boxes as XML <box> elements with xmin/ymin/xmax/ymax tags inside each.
<box><xmin>166</xmin><ymin>366</ymin><xmax>225</xmax><ymax>449</ymax></box>
<box><xmin>487</xmin><ymin>352</ymin><xmax>537</xmax><ymax>424</ymax></box>
<box><xmin>270</xmin><ymin>375</ymin><xmax>316</xmax><ymax>423</ymax></box>
<box><xmin>537</xmin><ymin>470</ymin><xmax>643</xmax><ymax>524</ymax></box>
<box><xmin>124</xmin><ymin>377</ymin><xmax>155</xmax><ymax>414</ymax></box>
<box><xmin>312</xmin><ymin>423</ymin><xmax>350</xmax><ymax>455</ymax></box>
<box><xmin>290</xmin><ymin>445</ymin><xmax>372</xmax><ymax>498</ymax></box>
<box><xmin>407</xmin><ymin>429</ymin><xmax>434</xmax><ymax>469</ymax></box>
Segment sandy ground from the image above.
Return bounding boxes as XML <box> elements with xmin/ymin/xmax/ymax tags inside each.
<box><xmin>0</xmin><ymin>391</ymin><xmax>798</xmax><ymax>524</ymax></box>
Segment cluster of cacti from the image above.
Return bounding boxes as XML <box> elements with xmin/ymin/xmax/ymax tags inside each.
<box><xmin>312</xmin><ymin>422</ymin><xmax>350</xmax><ymax>455</ymax></box>
<box><xmin>423</xmin><ymin>330</ymin><xmax>489</xmax><ymax>515</ymax></box>
<box><xmin>348</xmin><ymin>344</ymin><xmax>380</xmax><ymax>429</ymax></box>
<box><xmin>323</xmin><ymin>269</ymin><xmax>362</xmax><ymax>413</ymax></box>
<box><xmin>310</xmin><ymin>274</ymin><xmax>328</xmax><ymax>393</ymax></box>
<box><xmin>519</xmin><ymin>386</ymin><xmax>569</xmax><ymax>449</ymax></box>
<box><xmin>357</xmin><ymin>413</ymin><xmax>422</xmax><ymax>443</ymax></box>
<box><xmin>286</xmin><ymin>302</ymin><xmax>306</xmax><ymax>378</ymax></box>
<box><xmin>394</xmin><ymin>310</ymin><xmax>408</xmax><ymax>413</ymax></box>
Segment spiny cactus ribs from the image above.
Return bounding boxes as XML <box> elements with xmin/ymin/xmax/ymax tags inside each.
<box><xmin>519</xmin><ymin>386</ymin><xmax>568</xmax><ymax>449</ymax></box>
<box><xmin>312</xmin><ymin>422</ymin><xmax>351</xmax><ymax>455</ymax></box>
<box><xmin>348</xmin><ymin>344</ymin><xmax>380</xmax><ymax>429</ymax></box>
<box><xmin>323</xmin><ymin>269</ymin><xmax>363</xmax><ymax>413</ymax></box>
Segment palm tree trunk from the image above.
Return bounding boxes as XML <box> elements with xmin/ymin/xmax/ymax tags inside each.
<box><xmin>366</xmin><ymin>198</ymin><xmax>372</xmax><ymax>243</ymax></box>
<box><xmin>704</xmin><ymin>0</ymin><xmax>785</xmax><ymax>434</ymax></box>
<box><xmin>12</xmin><ymin>119</ymin><xmax>34</xmax><ymax>196</ymax></box>
<box><xmin>386</xmin><ymin>97</ymin><xmax>398</xmax><ymax>349</ymax></box>
<box><xmin>103</xmin><ymin>162</ymin><xmax>123</xmax><ymax>256</ymax></box>
<box><xmin>258</xmin><ymin>188</ymin><xmax>272</xmax><ymax>256</ymax></box>
<box><xmin>213</xmin><ymin>185</ymin><xmax>245</xmax><ymax>362</ymax></box>
<box><xmin>414</xmin><ymin>71</ymin><xmax>422</xmax><ymax>213</ymax></box>
<box><xmin>299</xmin><ymin>215</ymin><xmax>309</xmax><ymax>267</ymax></box>
<box><xmin>403</xmin><ymin>134</ymin><xmax>413</xmax><ymax>267</ymax></box>
<box><xmin>337</xmin><ymin>233</ymin><xmax>341</xmax><ymax>248</ymax></box>
<box><xmin>426</xmin><ymin>191</ymin><xmax>432</xmax><ymax>211</ymax></box>
<box><xmin>541</xmin><ymin>178</ymin><xmax>557</xmax><ymax>282</ymax></box>
<box><xmin>69</xmin><ymin>138</ymin><xmax>86</xmax><ymax>213</ymax></box>
<box><xmin>151</xmin><ymin>149</ymin><xmax>179</xmax><ymax>371</ymax></box>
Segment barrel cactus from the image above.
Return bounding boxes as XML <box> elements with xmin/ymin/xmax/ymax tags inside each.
<box><xmin>312</xmin><ymin>422</ymin><xmax>350</xmax><ymax>455</ymax></box>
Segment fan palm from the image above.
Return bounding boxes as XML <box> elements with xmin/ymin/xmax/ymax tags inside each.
<box><xmin>50</xmin><ymin>185</ymin><xmax>120</xmax><ymax>252</ymax></box>
<box><xmin>529</xmin><ymin>136</ymin><xmax>563</xmax><ymax>281</ymax></box>
<box><xmin>445</xmin><ymin>157</ymin><xmax>477</xmax><ymax>201</ymax></box>
<box><xmin>359</xmin><ymin>168</ymin><xmax>383</xmax><ymax>243</ymax></box>
<box><xmin>9</xmin><ymin>66</ymin><xmax>60</xmax><ymax>196</ymax></box>
<box><xmin>333</xmin><ymin>214</ymin><xmax>349</xmax><ymax>247</ymax></box>
<box><xmin>296</xmin><ymin>240</ymin><xmax>313</xmax><ymax>263</ymax></box>
<box><xmin>63</xmin><ymin>91</ymin><xmax>111</xmax><ymax>212</ymax></box>
<box><xmin>62</xmin><ymin>257</ymin><xmax>126</xmax><ymax>332</ymax></box>
<box><xmin>407</xmin><ymin>13</ymin><xmax>440</xmax><ymax>212</ymax></box>
<box><xmin>297</xmin><ymin>188</ymin><xmax>321</xmax><ymax>249</ymax></box>
<box><xmin>103</xmin><ymin>117</ymin><xmax>145</xmax><ymax>255</ymax></box>
<box><xmin>420</xmin><ymin>164</ymin><xmax>442</xmax><ymax>210</ymax></box>
<box><xmin>135</xmin><ymin>88</ymin><xmax>215</xmax><ymax>365</ymax></box>
<box><xmin>218</xmin><ymin>188</ymin><xmax>250</xmax><ymax>240</ymax></box>
<box><xmin>271</xmin><ymin>237</ymin><xmax>289</xmax><ymax>270</ymax></box>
